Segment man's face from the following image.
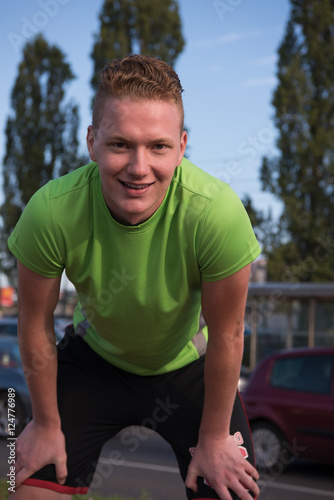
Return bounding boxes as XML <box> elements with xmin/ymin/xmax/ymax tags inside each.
<box><xmin>87</xmin><ymin>97</ymin><xmax>187</xmax><ymax>225</ymax></box>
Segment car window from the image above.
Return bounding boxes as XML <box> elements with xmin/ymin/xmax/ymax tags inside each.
<box><xmin>0</xmin><ymin>343</ymin><xmax>21</xmax><ymax>367</ymax></box>
<box><xmin>0</xmin><ymin>323</ymin><xmax>17</xmax><ymax>336</ymax></box>
<box><xmin>271</xmin><ymin>355</ymin><xmax>333</xmax><ymax>395</ymax></box>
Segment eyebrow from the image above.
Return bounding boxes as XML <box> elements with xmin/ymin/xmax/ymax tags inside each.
<box><xmin>150</xmin><ymin>137</ymin><xmax>175</xmax><ymax>146</ymax></box>
<box><xmin>104</xmin><ymin>135</ymin><xmax>175</xmax><ymax>145</ymax></box>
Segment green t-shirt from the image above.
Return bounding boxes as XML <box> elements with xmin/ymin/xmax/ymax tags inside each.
<box><xmin>8</xmin><ymin>159</ymin><xmax>260</xmax><ymax>375</ymax></box>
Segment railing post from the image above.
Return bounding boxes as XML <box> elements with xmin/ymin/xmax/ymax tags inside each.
<box><xmin>250</xmin><ymin>299</ymin><xmax>258</xmax><ymax>370</ymax></box>
<box><xmin>286</xmin><ymin>301</ymin><xmax>293</xmax><ymax>349</ymax></box>
<box><xmin>308</xmin><ymin>298</ymin><xmax>316</xmax><ymax>348</ymax></box>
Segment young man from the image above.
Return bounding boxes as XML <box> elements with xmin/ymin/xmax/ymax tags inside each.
<box><xmin>8</xmin><ymin>55</ymin><xmax>261</xmax><ymax>500</ymax></box>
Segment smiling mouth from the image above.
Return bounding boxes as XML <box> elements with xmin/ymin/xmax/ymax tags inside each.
<box><xmin>120</xmin><ymin>181</ymin><xmax>154</xmax><ymax>190</ymax></box>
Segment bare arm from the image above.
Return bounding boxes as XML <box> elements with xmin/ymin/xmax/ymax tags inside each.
<box><xmin>15</xmin><ymin>261</ymin><xmax>67</xmax><ymax>487</ymax></box>
<box><xmin>186</xmin><ymin>264</ymin><xmax>259</xmax><ymax>500</ymax></box>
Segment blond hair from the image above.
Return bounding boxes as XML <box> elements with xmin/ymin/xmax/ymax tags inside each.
<box><xmin>92</xmin><ymin>54</ymin><xmax>184</xmax><ymax>130</ymax></box>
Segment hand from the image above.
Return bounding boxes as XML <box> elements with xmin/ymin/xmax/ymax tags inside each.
<box><xmin>15</xmin><ymin>420</ymin><xmax>67</xmax><ymax>488</ymax></box>
<box><xmin>185</xmin><ymin>434</ymin><xmax>260</xmax><ymax>500</ymax></box>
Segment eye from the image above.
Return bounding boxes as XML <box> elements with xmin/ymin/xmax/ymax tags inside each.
<box><xmin>154</xmin><ymin>144</ymin><xmax>167</xmax><ymax>150</ymax></box>
<box><xmin>109</xmin><ymin>142</ymin><xmax>129</xmax><ymax>151</ymax></box>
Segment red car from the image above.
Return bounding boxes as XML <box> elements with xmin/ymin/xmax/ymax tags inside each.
<box><xmin>242</xmin><ymin>347</ymin><xmax>334</xmax><ymax>471</ymax></box>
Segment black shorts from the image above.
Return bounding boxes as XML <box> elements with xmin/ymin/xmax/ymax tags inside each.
<box><xmin>23</xmin><ymin>330</ymin><xmax>256</xmax><ymax>499</ymax></box>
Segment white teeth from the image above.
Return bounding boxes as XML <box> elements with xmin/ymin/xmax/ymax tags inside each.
<box><xmin>124</xmin><ymin>182</ymin><xmax>149</xmax><ymax>189</ymax></box>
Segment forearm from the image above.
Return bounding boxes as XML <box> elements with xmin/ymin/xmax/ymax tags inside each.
<box><xmin>18</xmin><ymin>320</ymin><xmax>60</xmax><ymax>427</ymax></box>
<box><xmin>17</xmin><ymin>261</ymin><xmax>62</xmax><ymax>428</ymax></box>
<box><xmin>186</xmin><ymin>324</ymin><xmax>260</xmax><ymax>499</ymax></box>
<box><xmin>199</xmin><ymin>327</ymin><xmax>244</xmax><ymax>440</ymax></box>
<box><xmin>186</xmin><ymin>266</ymin><xmax>260</xmax><ymax>498</ymax></box>
<box><xmin>199</xmin><ymin>266</ymin><xmax>250</xmax><ymax>441</ymax></box>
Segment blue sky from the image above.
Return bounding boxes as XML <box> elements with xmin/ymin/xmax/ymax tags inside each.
<box><xmin>0</xmin><ymin>0</ymin><xmax>291</xmax><ymax>219</ymax></box>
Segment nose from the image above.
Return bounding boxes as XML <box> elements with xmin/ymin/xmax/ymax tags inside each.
<box><xmin>127</xmin><ymin>148</ymin><xmax>150</xmax><ymax>178</ymax></box>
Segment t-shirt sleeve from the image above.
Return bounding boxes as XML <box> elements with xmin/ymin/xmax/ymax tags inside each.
<box><xmin>198</xmin><ymin>185</ymin><xmax>261</xmax><ymax>281</ymax></box>
<box><xmin>7</xmin><ymin>184</ymin><xmax>65</xmax><ymax>278</ymax></box>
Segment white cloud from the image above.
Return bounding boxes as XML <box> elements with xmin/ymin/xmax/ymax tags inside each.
<box><xmin>247</xmin><ymin>55</ymin><xmax>277</xmax><ymax>67</ymax></box>
<box><xmin>190</xmin><ymin>30</ymin><xmax>261</xmax><ymax>50</ymax></box>
<box><xmin>190</xmin><ymin>32</ymin><xmax>240</xmax><ymax>49</ymax></box>
<box><xmin>240</xmin><ymin>76</ymin><xmax>277</xmax><ymax>88</ymax></box>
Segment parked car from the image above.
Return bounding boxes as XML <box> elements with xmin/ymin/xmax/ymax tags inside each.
<box><xmin>242</xmin><ymin>347</ymin><xmax>334</xmax><ymax>471</ymax></box>
<box><xmin>0</xmin><ymin>317</ymin><xmax>18</xmax><ymax>337</ymax></box>
<box><xmin>0</xmin><ymin>336</ymin><xmax>31</xmax><ymax>437</ymax></box>
<box><xmin>238</xmin><ymin>365</ymin><xmax>252</xmax><ymax>393</ymax></box>
<box><xmin>0</xmin><ymin>316</ymin><xmax>66</xmax><ymax>342</ymax></box>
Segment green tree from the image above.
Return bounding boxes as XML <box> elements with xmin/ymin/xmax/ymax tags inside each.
<box><xmin>90</xmin><ymin>0</ymin><xmax>185</xmax><ymax>88</ymax></box>
<box><xmin>260</xmin><ymin>0</ymin><xmax>334</xmax><ymax>282</ymax></box>
<box><xmin>242</xmin><ymin>195</ymin><xmax>273</xmax><ymax>248</ymax></box>
<box><xmin>1</xmin><ymin>34</ymin><xmax>85</xmax><ymax>283</ymax></box>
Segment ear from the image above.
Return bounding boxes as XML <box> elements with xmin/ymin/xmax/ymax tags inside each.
<box><xmin>177</xmin><ymin>130</ymin><xmax>188</xmax><ymax>166</ymax></box>
<box><xmin>86</xmin><ymin>125</ymin><xmax>97</xmax><ymax>161</ymax></box>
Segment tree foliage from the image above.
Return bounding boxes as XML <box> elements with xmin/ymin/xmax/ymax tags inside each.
<box><xmin>90</xmin><ymin>0</ymin><xmax>185</xmax><ymax>89</ymax></box>
<box><xmin>260</xmin><ymin>0</ymin><xmax>334</xmax><ymax>282</ymax></box>
<box><xmin>1</xmin><ymin>34</ymin><xmax>84</xmax><ymax>283</ymax></box>
<box><xmin>242</xmin><ymin>195</ymin><xmax>274</xmax><ymax>246</ymax></box>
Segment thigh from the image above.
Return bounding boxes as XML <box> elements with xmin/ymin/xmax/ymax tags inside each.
<box><xmin>9</xmin><ymin>485</ymin><xmax>72</xmax><ymax>499</ymax></box>
<box><xmin>28</xmin><ymin>332</ymin><xmax>140</xmax><ymax>493</ymax></box>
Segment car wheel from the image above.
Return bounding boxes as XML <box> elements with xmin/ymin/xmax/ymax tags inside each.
<box><xmin>251</xmin><ymin>421</ymin><xmax>289</xmax><ymax>471</ymax></box>
<box><xmin>0</xmin><ymin>391</ymin><xmax>25</xmax><ymax>438</ymax></box>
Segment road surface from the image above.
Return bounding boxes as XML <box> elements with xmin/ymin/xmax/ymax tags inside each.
<box><xmin>0</xmin><ymin>429</ymin><xmax>333</xmax><ymax>499</ymax></box>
